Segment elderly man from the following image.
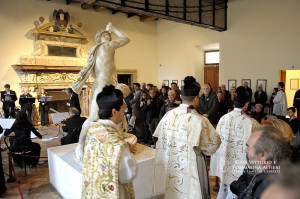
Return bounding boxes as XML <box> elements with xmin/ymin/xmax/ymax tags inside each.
<box><xmin>153</xmin><ymin>76</ymin><xmax>220</xmax><ymax>199</ymax></box>
<box><xmin>210</xmin><ymin>86</ymin><xmax>261</xmax><ymax>199</ymax></box>
<box><xmin>61</xmin><ymin>107</ymin><xmax>87</xmax><ymax>145</ymax></box>
<box><xmin>220</xmin><ymin>84</ymin><xmax>230</xmax><ymax>106</ymax></box>
<box><xmin>243</xmin><ymin>81</ymin><xmax>252</xmax><ymax>102</ymax></box>
<box><xmin>273</xmin><ymin>82</ymin><xmax>287</xmax><ymax>120</ymax></box>
<box><xmin>230</xmin><ymin>126</ymin><xmax>292</xmax><ymax>199</ymax></box>
<box><xmin>81</xmin><ymin>85</ymin><xmax>137</xmax><ymax>199</ymax></box>
<box><xmin>254</xmin><ymin>85</ymin><xmax>267</xmax><ymax>107</ymax></box>
<box><xmin>198</xmin><ymin>84</ymin><xmax>219</xmax><ymax>126</ymax></box>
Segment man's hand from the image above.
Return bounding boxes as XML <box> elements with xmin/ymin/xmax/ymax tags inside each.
<box><xmin>74</xmin><ymin>144</ymin><xmax>84</xmax><ymax>163</ymax></box>
<box><xmin>127</xmin><ymin>142</ymin><xmax>136</xmax><ymax>154</ymax></box>
<box><xmin>147</xmin><ymin>99</ymin><xmax>151</xmax><ymax>105</ymax></box>
<box><xmin>203</xmin><ymin>114</ymin><xmax>209</xmax><ymax>118</ymax></box>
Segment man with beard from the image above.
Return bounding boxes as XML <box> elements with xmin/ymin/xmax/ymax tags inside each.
<box><xmin>230</xmin><ymin>126</ymin><xmax>292</xmax><ymax>199</ymax></box>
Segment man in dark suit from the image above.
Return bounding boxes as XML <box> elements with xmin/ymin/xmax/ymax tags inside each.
<box><xmin>19</xmin><ymin>88</ymin><xmax>34</xmax><ymax>120</ymax></box>
<box><xmin>1</xmin><ymin>84</ymin><xmax>17</xmax><ymax>118</ymax></box>
<box><xmin>254</xmin><ymin>84</ymin><xmax>267</xmax><ymax>106</ymax></box>
<box><xmin>65</xmin><ymin>88</ymin><xmax>81</xmax><ymax>115</ymax></box>
<box><xmin>61</xmin><ymin>107</ymin><xmax>86</xmax><ymax>145</ymax></box>
<box><xmin>220</xmin><ymin>84</ymin><xmax>230</xmax><ymax>111</ymax></box>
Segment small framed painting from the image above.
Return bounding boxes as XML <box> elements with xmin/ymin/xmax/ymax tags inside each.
<box><xmin>181</xmin><ymin>80</ymin><xmax>184</xmax><ymax>87</ymax></box>
<box><xmin>242</xmin><ymin>79</ymin><xmax>251</xmax><ymax>88</ymax></box>
<box><xmin>228</xmin><ymin>79</ymin><xmax>237</xmax><ymax>91</ymax></box>
<box><xmin>290</xmin><ymin>78</ymin><xmax>299</xmax><ymax>90</ymax></box>
<box><xmin>163</xmin><ymin>80</ymin><xmax>169</xmax><ymax>87</ymax></box>
<box><xmin>257</xmin><ymin>79</ymin><xmax>267</xmax><ymax>92</ymax></box>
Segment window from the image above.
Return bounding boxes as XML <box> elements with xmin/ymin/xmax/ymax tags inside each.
<box><xmin>205</xmin><ymin>51</ymin><xmax>219</xmax><ymax>65</ymax></box>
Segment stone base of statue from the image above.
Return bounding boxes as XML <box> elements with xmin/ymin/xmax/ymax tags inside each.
<box><xmin>48</xmin><ymin>143</ymin><xmax>156</xmax><ymax>199</ymax></box>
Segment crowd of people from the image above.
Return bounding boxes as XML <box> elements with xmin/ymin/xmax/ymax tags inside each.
<box><xmin>0</xmin><ymin>77</ymin><xmax>299</xmax><ymax>198</ymax></box>
<box><xmin>124</xmin><ymin>81</ymin><xmax>299</xmax><ymax>147</ymax></box>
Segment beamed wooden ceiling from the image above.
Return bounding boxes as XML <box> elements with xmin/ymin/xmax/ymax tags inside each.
<box><xmin>61</xmin><ymin>0</ymin><xmax>228</xmax><ymax>31</ymax></box>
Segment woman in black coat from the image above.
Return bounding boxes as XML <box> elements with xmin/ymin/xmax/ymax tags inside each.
<box><xmin>5</xmin><ymin>110</ymin><xmax>42</xmax><ymax>152</ymax></box>
<box><xmin>5</xmin><ymin>110</ymin><xmax>42</xmax><ymax>166</ymax></box>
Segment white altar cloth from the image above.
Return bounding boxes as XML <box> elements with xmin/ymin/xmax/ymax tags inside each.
<box><xmin>48</xmin><ymin>143</ymin><xmax>156</xmax><ymax>199</ymax></box>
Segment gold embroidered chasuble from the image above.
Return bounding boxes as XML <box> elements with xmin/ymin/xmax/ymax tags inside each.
<box><xmin>82</xmin><ymin>120</ymin><xmax>135</xmax><ymax>199</ymax></box>
<box><xmin>153</xmin><ymin>104</ymin><xmax>221</xmax><ymax>199</ymax></box>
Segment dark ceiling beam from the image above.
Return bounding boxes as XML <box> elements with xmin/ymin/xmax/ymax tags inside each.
<box><xmin>127</xmin><ymin>13</ymin><xmax>136</xmax><ymax>18</ymax></box>
<box><xmin>74</xmin><ymin>0</ymin><xmax>227</xmax><ymax>31</ymax></box>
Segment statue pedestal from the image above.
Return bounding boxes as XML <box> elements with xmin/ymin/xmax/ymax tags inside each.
<box><xmin>48</xmin><ymin>143</ymin><xmax>156</xmax><ymax>199</ymax></box>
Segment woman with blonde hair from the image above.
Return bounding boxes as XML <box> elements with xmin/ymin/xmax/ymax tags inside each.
<box><xmin>261</xmin><ymin>119</ymin><xmax>294</xmax><ymax>143</ymax></box>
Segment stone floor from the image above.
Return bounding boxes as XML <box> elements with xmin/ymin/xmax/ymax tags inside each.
<box><xmin>0</xmin><ymin>125</ymin><xmax>218</xmax><ymax>199</ymax></box>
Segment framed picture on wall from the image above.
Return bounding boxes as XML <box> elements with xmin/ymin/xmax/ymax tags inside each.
<box><xmin>257</xmin><ymin>79</ymin><xmax>267</xmax><ymax>92</ymax></box>
<box><xmin>181</xmin><ymin>80</ymin><xmax>184</xmax><ymax>87</ymax></box>
<box><xmin>163</xmin><ymin>80</ymin><xmax>169</xmax><ymax>87</ymax></box>
<box><xmin>228</xmin><ymin>79</ymin><xmax>237</xmax><ymax>91</ymax></box>
<box><xmin>172</xmin><ymin>80</ymin><xmax>178</xmax><ymax>85</ymax></box>
<box><xmin>242</xmin><ymin>79</ymin><xmax>251</xmax><ymax>88</ymax></box>
<box><xmin>290</xmin><ymin>78</ymin><xmax>299</xmax><ymax>90</ymax></box>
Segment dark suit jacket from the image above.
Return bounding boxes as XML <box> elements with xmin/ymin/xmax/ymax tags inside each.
<box><xmin>62</xmin><ymin>115</ymin><xmax>86</xmax><ymax>134</ymax></box>
<box><xmin>198</xmin><ymin>92</ymin><xmax>219</xmax><ymax>125</ymax></box>
<box><xmin>70</xmin><ymin>93</ymin><xmax>81</xmax><ymax>114</ymax></box>
<box><xmin>19</xmin><ymin>94</ymin><xmax>33</xmax><ymax>111</ymax></box>
<box><xmin>61</xmin><ymin>115</ymin><xmax>86</xmax><ymax>145</ymax></box>
<box><xmin>1</xmin><ymin>90</ymin><xmax>17</xmax><ymax>109</ymax></box>
<box><xmin>254</xmin><ymin>91</ymin><xmax>267</xmax><ymax>106</ymax></box>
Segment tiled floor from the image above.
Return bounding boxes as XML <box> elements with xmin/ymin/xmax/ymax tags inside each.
<box><xmin>0</xmin><ymin>125</ymin><xmax>218</xmax><ymax>199</ymax></box>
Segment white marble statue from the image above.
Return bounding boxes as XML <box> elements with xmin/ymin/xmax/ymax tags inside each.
<box><xmin>72</xmin><ymin>22</ymin><xmax>130</xmax><ymax>162</ymax></box>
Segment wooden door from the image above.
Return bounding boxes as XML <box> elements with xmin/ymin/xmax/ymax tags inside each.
<box><xmin>204</xmin><ymin>66</ymin><xmax>219</xmax><ymax>92</ymax></box>
<box><xmin>280</xmin><ymin>70</ymin><xmax>286</xmax><ymax>91</ymax></box>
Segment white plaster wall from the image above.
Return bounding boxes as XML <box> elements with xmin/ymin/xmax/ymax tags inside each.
<box><xmin>0</xmin><ymin>0</ymin><xmax>158</xmax><ymax>97</ymax></box>
<box><xmin>157</xmin><ymin>19</ymin><xmax>220</xmax><ymax>87</ymax></box>
<box><xmin>220</xmin><ymin>0</ymin><xmax>300</xmax><ymax>101</ymax></box>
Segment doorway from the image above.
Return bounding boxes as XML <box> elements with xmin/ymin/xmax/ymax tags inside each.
<box><xmin>117</xmin><ymin>74</ymin><xmax>132</xmax><ymax>86</ymax></box>
<box><xmin>204</xmin><ymin>66</ymin><xmax>219</xmax><ymax>91</ymax></box>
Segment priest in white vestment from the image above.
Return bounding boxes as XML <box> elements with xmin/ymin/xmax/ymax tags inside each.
<box><xmin>82</xmin><ymin>85</ymin><xmax>137</xmax><ymax>199</ymax></box>
<box><xmin>153</xmin><ymin>76</ymin><xmax>221</xmax><ymax>199</ymax></box>
<box><xmin>209</xmin><ymin>86</ymin><xmax>261</xmax><ymax>199</ymax></box>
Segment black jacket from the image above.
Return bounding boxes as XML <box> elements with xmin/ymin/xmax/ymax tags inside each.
<box><xmin>254</xmin><ymin>91</ymin><xmax>267</xmax><ymax>106</ymax></box>
<box><xmin>198</xmin><ymin>92</ymin><xmax>219</xmax><ymax>125</ymax></box>
<box><xmin>146</xmin><ymin>96</ymin><xmax>163</xmax><ymax>123</ymax></box>
<box><xmin>1</xmin><ymin>90</ymin><xmax>17</xmax><ymax>108</ymax></box>
<box><xmin>230</xmin><ymin>167</ymin><xmax>272</xmax><ymax>199</ymax></box>
<box><xmin>70</xmin><ymin>93</ymin><xmax>81</xmax><ymax>114</ymax></box>
<box><xmin>159</xmin><ymin>100</ymin><xmax>180</xmax><ymax>120</ymax></box>
<box><xmin>62</xmin><ymin>115</ymin><xmax>87</xmax><ymax>134</ymax></box>
<box><xmin>19</xmin><ymin>94</ymin><xmax>33</xmax><ymax>111</ymax></box>
<box><xmin>4</xmin><ymin>122</ymin><xmax>42</xmax><ymax>152</ymax></box>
